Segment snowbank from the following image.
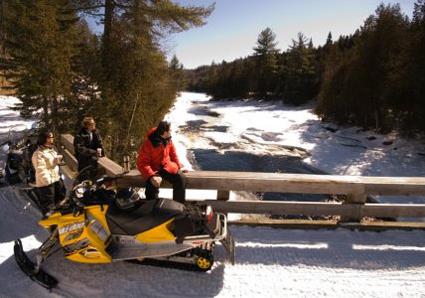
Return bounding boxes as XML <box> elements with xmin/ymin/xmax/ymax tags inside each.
<box><xmin>1</xmin><ymin>93</ymin><xmax>425</xmax><ymax>297</ymax></box>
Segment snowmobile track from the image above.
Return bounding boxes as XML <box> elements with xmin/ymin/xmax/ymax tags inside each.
<box><xmin>126</xmin><ymin>258</ymin><xmax>210</xmax><ymax>272</ymax></box>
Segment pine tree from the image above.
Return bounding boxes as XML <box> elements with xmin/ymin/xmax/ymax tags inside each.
<box><xmin>400</xmin><ymin>0</ymin><xmax>425</xmax><ymax>132</ymax></box>
<box><xmin>170</xmin><ymin>54</ymin><xmax>185</xmax><ymax>91</ymax></box>
<box><xmin>253</xmin><ymin>27</ymin><xmax>279</xmax><ymax>99</ymax></box>
<box><xmin>67</xmin><ymin>0</ymin><xmax>214</xmax><ymax>160</ymax></box>
<box><xmin>281</xmin><ymin>32</ymin><xmax>317</xmax><ymax>105</ymax></box>
<box><xmin>2</xmin><ymin>0</ymin><xmax>81</xmax><ymax>132</ymax></box>
<box><xmin>326</xmin><ymin>32</ymin><xmax>333</xmax><ymax>46</ymax></box>
<box><xmin>316</xmin><ymin>4</ymin><xmax>409</xmax><ymax>131</ymax></box>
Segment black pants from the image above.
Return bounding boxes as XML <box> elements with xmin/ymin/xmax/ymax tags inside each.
<box><xmin>36</xmin><ymin>180</ymin><xmax>66</xmax><ymax>214</ymax></box>
<box><xmin>77</xmin><ymin>161</ymin><xmax>99</xmax><ymax>182</ymax></box>
<box><xmin>145</xmin><ymin>170</ymin><xmax>186</xmax><ymax>203</ymax></box>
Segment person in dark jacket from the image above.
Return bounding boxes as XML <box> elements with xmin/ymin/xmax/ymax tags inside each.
<box><xmin>136</xmin><ymin>121</ymin><xmax>188</xmax><ymax>203</ymax></box>
<box><xmin>74</xmin><ymin>117</ymin><xmax>104</xmax><ymax>180</ymax></box>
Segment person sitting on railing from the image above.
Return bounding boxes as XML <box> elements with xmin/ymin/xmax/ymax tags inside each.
<box><xmin>74</xmin><ymin>117</ymin><xmax>104</xmax><ymax>181</ymax></box>
<box><xmin>137</xmin><ymin>121</ymin><xmax>188</xmax><ymax>203</ymax></box>
<box><xmin>31</xmin><ymin>130</ymin><xmax>65</xmax><ymax>216</ymax></box>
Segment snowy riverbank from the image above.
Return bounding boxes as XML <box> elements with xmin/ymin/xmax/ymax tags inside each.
<box><xmin>1</xmin><ymin>93</ymin><xmax>425</xmax><ymax>297</ymax></box>
<box><xmin>167</xmin><ymin>92</ymin><xmax>425</xmax><ymax>204</ymax></box>
<box><xmin>170</xmin><ymin>92</ymin><xmax>425</xmax><ymax>177</ymax></box>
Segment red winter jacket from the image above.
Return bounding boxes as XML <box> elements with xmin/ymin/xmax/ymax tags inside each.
<box><xmin>136</xmin><ymin>127</ymin><xmax>182</xmax><ymax>181</ymax></box>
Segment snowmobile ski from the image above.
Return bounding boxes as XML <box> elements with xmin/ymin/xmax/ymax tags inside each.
<box><xmin>13</xmin><ymin>239</ymin><xmax>58</xmax><ymax>290</ymax></box>
<box><xmin>221</xmin><ymin>227</ymin><xmax>235</xmax><ymax>264</ymax></box>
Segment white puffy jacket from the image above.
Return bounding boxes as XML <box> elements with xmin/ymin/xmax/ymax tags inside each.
<box><xmin>32</xmin><ymin>146</ymin><xmax>60</xmax><ymax>187</ymax></box>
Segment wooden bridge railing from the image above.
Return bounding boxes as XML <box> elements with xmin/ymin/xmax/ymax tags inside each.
<box><xmin>59</xmin><ymin>134</ymin><xmax>425</xmax><ymax>227</ymax></box>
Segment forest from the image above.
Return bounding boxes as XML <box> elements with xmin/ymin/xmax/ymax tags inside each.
<box><xmin>186</xmin><ymin>2</ymin><xmax>425</xmax><ymax>135</ymax></box>
<box><xmin>0</xmin><ymin>0</ymin><xmax>213</xmax><ymax>162</ymax></box>
<box><xmin>1</xmin><ymin>1</ymin><xmax>424</xmax><ymax>168</ymax></box>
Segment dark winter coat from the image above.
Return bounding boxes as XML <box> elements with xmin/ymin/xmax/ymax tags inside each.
<box><xmin>73</xmin><ymin>128</ymin><xmax>104</xmax><ymax>172</ymax></box>
<box><xmin>136</xmin><ymin>127</ymin><xmax>182</xmax><ymax>181</ymax></box>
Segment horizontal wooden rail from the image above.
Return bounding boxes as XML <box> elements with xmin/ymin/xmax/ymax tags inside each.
<box><xmin>195</xmin><ymin>200</ymin><xmax>425</xmax><ymax>218</ymax></box>
<box><xmin>113</xmin><ymin>169</ymin><xmax>425</xmax><ymax>197</ymax></box>
<box><xmin>60</xmin><ymin>134</ymin><xmax>124</xmax><ymax>176</ymax></box>
<box><xmin>59</xmin><ymin>133</ymin><xmax>425</xmax><ymax>226</ymax></box>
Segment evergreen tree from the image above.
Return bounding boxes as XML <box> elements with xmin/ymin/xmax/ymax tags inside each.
<box><xmin>65</xmin><ymin>0</ymin><xmax>214</xmax><ymax>160</ymax></box>
<box><xmin>170</xmin><ymin>54</ymin><xmax>185</xmax><ymax>91</ymax></box>
<box><xmin>316</xmin><ymin>4</ymin><xmax>408</xmax><ymax>131</ymax></box>
<box><xmin>280</xmin><ymin>32</ymin><xmax>317</xmax><ymax>105</ymax></box>
<box><xmin>2</xmin><ymin>0</ymin><xmax>80</xmax><ymax>132</ymax></box>
<box><xmin>399</xmin><ymin>0</ymin><xmax>425</xmax><ymax>132</ymax></box>
<box><xmin>253</xmin><ymin>27</ymin><xmax>279</xmax><ymax>99</ymax></box>
<box><xmin>325</xmin><ymin>32</ymin><xmax>333</xmax><ymax>46</ymax></box>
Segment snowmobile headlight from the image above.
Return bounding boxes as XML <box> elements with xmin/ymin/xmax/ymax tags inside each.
<box><xmin>63</xmin><ymin>229</ymin><xmax>84</xmax><ymax>242</ymax></box>
<box><xmin>75</xmin><ymin>186</ymin><xmax>86</xmax><ymax>198</ymax></box>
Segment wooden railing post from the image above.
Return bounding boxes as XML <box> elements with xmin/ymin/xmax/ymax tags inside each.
<box><xmin>217</xmin><ymin>190</ymin><xmax>230</xmax><ymax>201</ymax></box>
<box><xmin>340</xmin><ymin>192</ymin><xmax>367</xmax><ymax>223</ymax></box>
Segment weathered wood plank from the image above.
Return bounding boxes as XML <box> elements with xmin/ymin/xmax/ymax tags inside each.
<box><xmin>196</xmin><ymin>200</ymin><xmax>355</xmax><ymax>216</ymax></box>
<box><xmin>362</xmin><ymin>203</ymin><xmax>425</xmax><ymax>217</ymax></box>
<box><xmin>194</xmin><ymin>200</ymin><xmax>425</xmax><ymax>218</ymax></box>
<box><xmin>229</xmin><ymin>219</ymin><xmax>425</xmax><ymax>230</ymax></box>
<box><xmin>61</xmin><ymin>148</ymin><xmax>78</xmax><ymax>172</ymax></box>
<box><xmin>217</xmin><ymin>190</ymin><xmax>230</xmax><ymax>201</ymax></box>
<box><xmin>98</xmin><ymin>157</ymin><xmax>125</xmax><ymax>176</ymax></box>
<box><xmin>60</xmin><ymin>133</ymin><xmax>124</xmax><ymax>176</ymax></box>
<box><xmin>61</xmin><ymin>134</ymin><xmax>425</xmax><ymax>197</ymax></box>
<box><xmin>114</xmin><ymin>170</ymin><xmax>425</xmax><ymax>197</ymax></box>
<box><xmin>340</xmin><ymin>193</ymin><xmax>368</xmax><ymax>222</ymax></box>
<box><xmin>60</xmin><ymin>134</ymin><xmax>75</xmax><ymax>155</ymax></box>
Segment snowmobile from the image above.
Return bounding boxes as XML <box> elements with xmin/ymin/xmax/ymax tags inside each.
<box><xmin>2</xmin><ymin>139</ymin><xmax>30</xmax><ymax>185</ymax></box>
<box><xmin>1</xmin><ymin>135</ymin><xmax>42</xmax><ymax>210</ymax></box>
<box><xmin>14</xmin><ymin>174</ymin><xmax>235</xmax><ymax>289</ymax></box>
<box><xmin>1</xmin><ymin>126</ymin><xmax>38</xmax><ymax>186</ymax></box>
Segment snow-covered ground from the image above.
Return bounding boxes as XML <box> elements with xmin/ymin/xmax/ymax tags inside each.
<box><xmin>167</xmin><ymin>92</ymin><xmax>425</xmax><ymax>204</ymax></box>
<box><xmin>169</xmin><ymin>92</ymin><xmax>425</xmax><ymax>177</ymax></box>
<box><xmin>1</xmin><ymin>93</ymin><xmax>425</xmax><ymax>297</ymax></box>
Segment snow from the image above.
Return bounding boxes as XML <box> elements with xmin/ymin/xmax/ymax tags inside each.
<box><xmin>1</xmin><ymin>93</ymin><xmax>425</xmax><ymax>297</ymax></box>
<box><xmin>169</xmin><ymin>93</ymin><xmax>425</xmax><ymax>178</ymax></box>
<box><xmin>167</xmin><ymin>92</ymin><xmax>425</xmax><ymax>204</ymax></box>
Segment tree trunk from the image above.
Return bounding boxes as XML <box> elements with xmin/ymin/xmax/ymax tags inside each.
<box><xmin>43</xmin><ymin>97</ymin><xmax>49</xmax><ymax>126</ymax></box>
<box><xmin>102</xmin><ymin>0</ymin><xmax>114</xmax><ymax>78</ymax></box>
<box><xmin>374</xmin><ymin>109</ymin><xmax>380</xmax><ymax>132</ymax></box>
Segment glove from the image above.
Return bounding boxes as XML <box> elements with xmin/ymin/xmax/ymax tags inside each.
<box><xmin>150</xmin><ymin>175</ymin><xmax>162</xmax><ymax>188</ymax></box>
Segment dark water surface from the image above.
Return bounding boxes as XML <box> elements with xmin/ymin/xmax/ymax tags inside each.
<box><xmin>191</xmin><ymin>149</ymin><xmax>330</xmax><ymax>202</ymax></box>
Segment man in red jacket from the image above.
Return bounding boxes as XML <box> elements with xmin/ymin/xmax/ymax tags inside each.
<box><xmin>137</xmin><ymin>121</ymin><xmax>187</xmax><ymax>203</ymax></box>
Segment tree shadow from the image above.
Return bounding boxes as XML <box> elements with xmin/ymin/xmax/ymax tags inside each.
<box><xmin>232</xmin><ymin>226</ymin><xmax>425</xmax><ymax>270</ymax></box>
<box><xmin>0</xmin><ymin>244</ymin><xmax>226</xmax><ymax>297</ymax></box>
<box><xmin>298</xmin><ymin>119</ymin><xmax>425</xmax><ymax>177</ymax></box>
<box><xmin>188</xmin><ymin>106</ymin><xmax>220</xmax><ymax>117</ymax></box>
<box><xmin>207</xmin><ymin>98</ymin><xmax>314</xmax><ymax>113</ymax></box>
<box><xmin>0</xmin><ymin>187</ymin><xmax>46</xmax><ymax>243</ymax></box>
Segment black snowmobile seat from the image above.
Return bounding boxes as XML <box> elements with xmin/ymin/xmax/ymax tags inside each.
<box><xmin>106</xmin><ymin>198</ymin><xmax>185</xmax><ymax>235</ymax></box>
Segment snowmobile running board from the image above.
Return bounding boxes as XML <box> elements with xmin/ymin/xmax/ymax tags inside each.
<box><xmin>13</xmin><ymin>239</ymin><xmax>58</xmax><ymax>290</ymax></box>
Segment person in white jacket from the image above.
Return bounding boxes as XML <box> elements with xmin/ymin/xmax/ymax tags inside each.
<box><xmin>31</xmin><ymin>130</ymin><xmax>65</xmax><ymax>216</ymax></box>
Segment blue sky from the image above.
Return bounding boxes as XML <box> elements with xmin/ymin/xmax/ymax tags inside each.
<box><xmin>87</xmin><ymin>0</ymin><xmax>415</xmax><ymax>69</ymax></box>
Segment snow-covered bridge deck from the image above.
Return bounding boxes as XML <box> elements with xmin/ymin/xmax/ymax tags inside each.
<box><xmin>1</xmin><ymin>188</ymin><xmax>425</xmax><ymax>297</ymax></box>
